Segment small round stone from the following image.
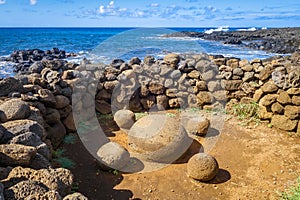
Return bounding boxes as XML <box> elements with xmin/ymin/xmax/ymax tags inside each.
<box><xmin>97</xmin><ymin>142</ymin><xmax>130</xmax><ymax>170</ymax></box>
<box><xmin>185</xmin><ymin>117</ymin><xmax>210</xmax><ymax>136</ymax></box>
<box><xmin>187</xmin><ymin>153</ymin><xmax>219</xmax><ymax>182</ymax></box>
<box><xmin>114</xmin><ymin>109</ymin><xmax>136</xmax><ymax>131</ymax></box>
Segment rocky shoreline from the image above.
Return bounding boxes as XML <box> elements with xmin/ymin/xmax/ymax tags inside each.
<box><xmin>0</xmin><ymin>47</ymin><xmax>299</xmax><ymax>199</ymax></box>
<box><xmin>163</xmin><ymin>27</ymin><xmax>300</xmax><ymax>54</ymax></box>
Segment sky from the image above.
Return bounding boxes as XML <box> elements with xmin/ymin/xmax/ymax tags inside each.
<box><xmin>0</xmin><ymin>0</ymin><xmax>299</xmax><ymax>27</ymax></box>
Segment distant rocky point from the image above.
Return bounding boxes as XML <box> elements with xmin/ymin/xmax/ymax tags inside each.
<box><xmin>163</xmin><ymin>27</ymin><xmax>300</xmax><ymax>54</ymax></box>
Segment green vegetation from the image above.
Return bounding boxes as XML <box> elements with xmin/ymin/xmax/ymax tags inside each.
<box><xmin>279</xmin><ymin>177</ymin><xmax>300</xmax><ymax>200</ymax></box>
<box><xmin>232</xmin><ymin>102</ymin><xmax>260</xmax><ymax>126</ymax></box>
<box><xmin>166</xmin><ymin>113</ymin><xmax>176</xmax><ymax>118</ymax></box>
<box><xmin>55</xmin><ymin>157</ymin><xmax>76</xmax><ymax>169</ymax></box>
<box><xmin>96</xmin><ymin>112</ymin><xmax>114</xmax><ymax>120</ymax></box>
<box><xmin>135</xmin><ymin>112</ymin><xmax>148</xmax><ymax>120</ymax></box>
<box><xmin>109</xmin><ymin>169</ymin><xmax>119</xmax><ymax>176</ymax></box>
<box><xmin>52</xmin><ymin>148</ymin><xmax>75</xmax><ymax>169</ymax></box>
<box><xmin>63</xmin><ymin>135</ymin><xmax>77</xmax><ymax>144</ymax></box>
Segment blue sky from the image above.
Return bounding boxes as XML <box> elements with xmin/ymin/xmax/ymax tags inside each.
<box><xmin>0</xmin><ymin>0</ymin><xmax>299</xmax><ymax>27</ymax></box>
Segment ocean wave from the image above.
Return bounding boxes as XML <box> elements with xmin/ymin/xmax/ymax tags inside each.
<box><xmin>204</xmin><ymin>26</ymin><xmax>229</xmax><ymax>34</ymax></box>
<box><xmin>237</xmin><ymin>27</ymin><xmax>257</xmax><ymax>31</ymax></box>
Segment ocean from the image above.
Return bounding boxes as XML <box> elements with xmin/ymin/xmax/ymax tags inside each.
<box><xmin>0</xmin><ymin>27</ymin><xmax>283</xmax><ymax>78</ymax></box>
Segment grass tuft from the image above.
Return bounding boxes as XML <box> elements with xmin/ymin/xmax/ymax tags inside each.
<box><xmin>232</xmin><ymin>101</ymin><xmax>260</xmax><ymax>126</ymax></box>
<box><xmin>63</xmin><ymin>135</ymin><xmax>77</xmax><ymax>144</ymax></box>
<box><xmin>280</xmin><ymin>177</ymin><xmax>300</xmax><ymax>200</ymax></box>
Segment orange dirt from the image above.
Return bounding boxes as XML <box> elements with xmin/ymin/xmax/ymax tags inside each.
<box><xmin>64</xmin><ymin>114</ymin><xmax>300</xmax><ymax>200</ymax></box>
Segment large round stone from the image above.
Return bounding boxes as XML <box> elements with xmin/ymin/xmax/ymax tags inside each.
<box><xmin>187</xmin><ymin>153</ymin><xmax>219</xmax><ymax>182</ymax></box>
<box><xmin>128</xmin><ymin>114</ymin><xmax>192</xmax><ymax>163</ymax></box>
<box><xmin>97</xmin><ymin>142</ymin><xmax>130</xmax><ymax>170</ymax></box>
<box><xmin>114</xmin><ymin>110</ymin><xmax>136</xmax><ymax>131</ymax></box>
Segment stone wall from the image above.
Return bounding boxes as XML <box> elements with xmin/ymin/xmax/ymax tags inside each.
<box><xmin>73</xmin><ymin>52</ymin><xmax>299</xmax><ymax>133</ymax></box>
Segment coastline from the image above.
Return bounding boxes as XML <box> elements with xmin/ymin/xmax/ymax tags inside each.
<box><xmin>0</xmin><ymin>27</ymin><xmax>299</xmax><ymax>199</ymax></box>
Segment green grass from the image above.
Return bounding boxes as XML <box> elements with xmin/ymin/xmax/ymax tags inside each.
<box><xmin>96</xmin><ymin>112</ymin><xmax>114</xmax><ymax>120</ymax></box>
<box><xmin>52</xmin><ymin>148</ymin><xmax>65</xmax><ymax>158</ymax></box>
<box><xmin>280</xmin><ymin>177</ymin><xmax>300</xmax><ymax>200</ymax></box>
<box><xmin>52</xmin><ymin>148</ymin><xmax>76</xmax><ymax>169</ymax></box>
<box><xmin>54</xmin><ymin>157</ymin><xmax>76</xmax><ymax>169</ymax></box>
<box><xmin>109</xmin><ymin>169</ymin><xmax>119</xmax><ymax>176</ymax></box>
<box><xmin>232</xmin><ymin>101</ymin><xmax>260</xmax><ymax>126</ymax></box>
<box><xmin>166</xmin><ymin>113</ymin><xmax>176</xmax><ymax>118</ymax></box>
<box><xmin>135</xmin><ymin>112</ymin><xmax>148</xmax><ymax>120</ymax></box>
<box><xmin>63</xmin><ymin>135</ymin><xmax>77</xmax><ymax>144</ymax></box>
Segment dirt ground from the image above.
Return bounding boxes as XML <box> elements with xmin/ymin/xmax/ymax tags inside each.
<box><xmin>64</xmin><ymin>112</ymin><xmax>300</xmax><ymax>200</ymax></box>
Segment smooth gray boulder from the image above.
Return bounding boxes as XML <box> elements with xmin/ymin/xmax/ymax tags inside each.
<box><xmin>97</xmin><ymin>142</ymin><xmax>130</xmax><ymax>170</ymax></box>
<box><xmin>128</xmin><ymin>114</ymin><xmax>192</xmax><ymax>163</ymax></box>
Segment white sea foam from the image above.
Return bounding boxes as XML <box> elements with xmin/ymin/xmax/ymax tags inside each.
<box><xmin>238</xmin><ymin>27</ymin><xmax>257</xmax><ymax>31</ymax></box>
<box><xmin>204</xmin><ymin>26</ymin><xmax>229</xmax><ymax>34</ymax></box>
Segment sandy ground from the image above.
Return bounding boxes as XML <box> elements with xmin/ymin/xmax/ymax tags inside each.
<box><xmin>64</xmin><ymin>113</ymin><xmax>300</xmax><ymax>200</ymax></box>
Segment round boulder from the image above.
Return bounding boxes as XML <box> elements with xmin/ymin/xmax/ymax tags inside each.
<box><xmin>97</xmin><ymin>142</ymin><xmax>130</xmax><ymax>170</ymax></box>
<box><xmin>114</xmin><ymin>109</ymin><xmax>136</xmax><ymax>131</ymax></box>
<box><xmin>0</xmin><ymin>99</ymin><xmax>31</xmax><ymax>122</ymax></box>
<box><xmin>128</xmin><ymin>114</ymin><xmax>192</xmax><ymax>163</ymax></box>
<box><xmin>185</xmin><ymin>117</ymin><xmax>210</xmax><ymax>136</ymax></box>
<box><xmin>187</xmin><ymin>153</ymin><xmax>219</xmax><ymax>182</ymax></box>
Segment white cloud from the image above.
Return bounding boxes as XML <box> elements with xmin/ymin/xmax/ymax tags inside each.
<box><xmin>30</xmin><ymin>0</ymin><xmax>37</xmax><ymax>5</ymax></box>
<box><xmin>99</xmin><ymin>5</ymin><xmax>105</xmax><ymax>14</ymax></box>
<box><xmin>151</xmin><ymin>3</ymin><xmax>159</xmax><ymax>7</ymax></box>
<box><xmin>0</xmin><ymin>0</ymin><xmax>6</xmax><ymax>5</ymax></box>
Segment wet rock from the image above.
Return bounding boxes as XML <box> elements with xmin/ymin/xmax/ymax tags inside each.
<box><xmin>187</xmin><ymin>153</ymin><xmax>219</xmax><ymax>182</ymax></box>
<box><xmin>0</xmin><ymin>99</ymin><xmax>31</xmax><ymax>122</ymax></box>
<box><xmin>97</xmin><ymin>142</ymin><xmax>130</xmax><ymax>170</ymax></box>
<box><xmin>0</xmin><ymin>144</ymin><xmax>37</xmax><ymax>166</ymax></box>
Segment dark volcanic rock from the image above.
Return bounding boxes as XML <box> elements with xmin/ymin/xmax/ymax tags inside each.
<box><xmin>0</xmin><ymin>77</ymin><xmax>23</xmax><ymax>97</ymax></box>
